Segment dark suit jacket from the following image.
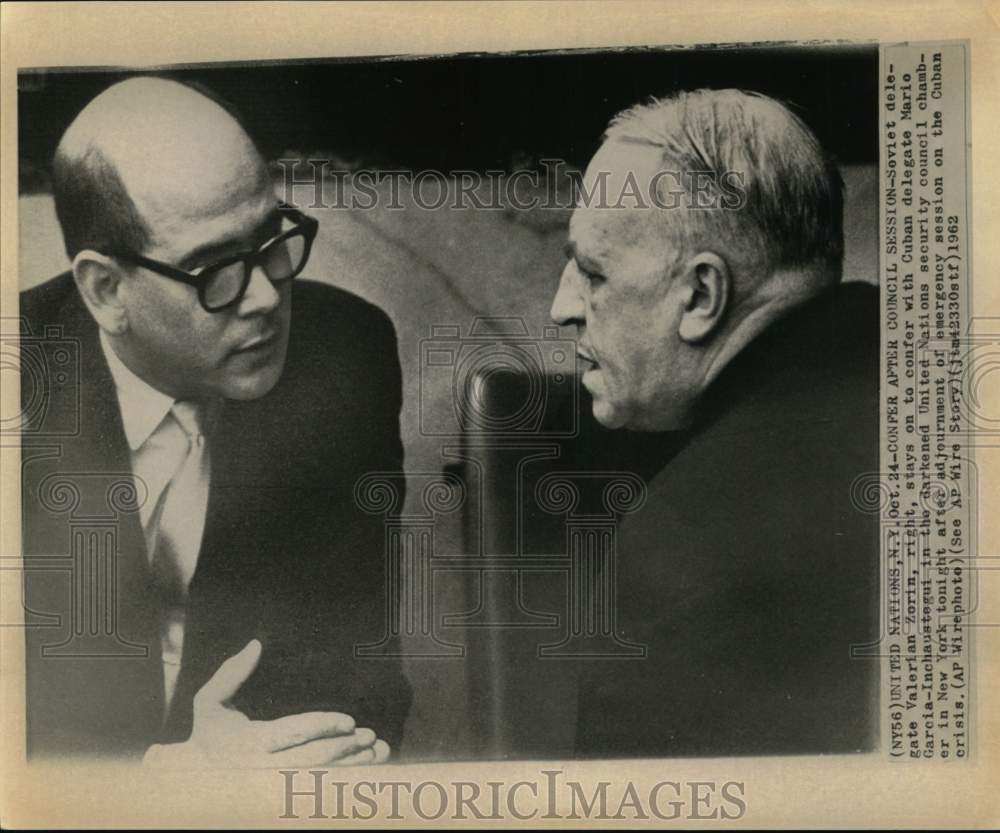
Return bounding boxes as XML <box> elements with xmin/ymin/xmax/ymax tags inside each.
<box><xmin>575</xmin><ymin>283</ymin><xmax>880</xmax><ymax>757</ymax></box>
<box><xmin>20</xmin><ymin>273</ymin><xmax>412</xmax><ymax>760</ymax></box>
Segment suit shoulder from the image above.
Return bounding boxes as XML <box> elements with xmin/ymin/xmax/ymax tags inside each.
<box><xmin>19</xmin><ymin>272</ymin><xmax>76</xmax><ymax>329</ymax></box>
<box><xmin>295</xmin><ymin>280</ymin><xmax>395</xmax><ymax>336</ymax></box>
<box><xmin>834</xmin><ymin>281</ymin><xmax>879</xmax><ymax>327</ymax></box>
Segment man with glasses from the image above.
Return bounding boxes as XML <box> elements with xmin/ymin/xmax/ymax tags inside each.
<box><xmin>20</xmin><ymin>77</ymin><xmax>411</xmax><ymax>765</ymax></box>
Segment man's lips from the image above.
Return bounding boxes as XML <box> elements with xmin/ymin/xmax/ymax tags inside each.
<box><xmin>236</xmin><ymin>330</ymin><xmax>279</xmax><ymax>353</ymax></box>
<box><xmin>577</xmin><ymin>350</ymin><xmax>598</xmax><ymax>367</ymax></box>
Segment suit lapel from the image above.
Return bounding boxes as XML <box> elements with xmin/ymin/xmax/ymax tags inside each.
<box><xmin>24</xmin><ymin>286</ymin><xmax>166</xmax><ymax>755</ymax></box>
<box><xmin>64</xmin><ymin>291</ymin><xmax>158</xmax><ymax>615</ymax></box>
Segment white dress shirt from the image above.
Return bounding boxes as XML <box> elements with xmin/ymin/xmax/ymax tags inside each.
<box><xmin>100</xmin><ymin>332</ymin><xmax>212</xmax><ymax>712</ymax></box>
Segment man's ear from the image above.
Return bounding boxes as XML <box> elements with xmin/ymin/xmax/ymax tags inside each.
<box><xmin>677</xmin><ymin>252</ymin><xmax>731</xmax><ymax>344</ymax></box>
<box><xmin>71</xmin><ymin>250</ymin><xmax>128</xmax><ymax>336</ymax></box>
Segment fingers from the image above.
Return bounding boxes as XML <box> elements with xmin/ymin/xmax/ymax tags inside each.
<box><xmin>257</xmin><ymin>711</ymin><xmax>357</xmax><ymax>752</ymax></box>
<box><xmin>329</xmin><ymin>737</ymin><xmax>391</xmax><ymax>766</ymax></box>
<box><xmin>194</xmin><ymin>639</ymin><xmax>262</xmax><ymax>708</ymax></box>
<box><xmin>142</xmin><ymin>741</ymin><xmax>211</xmax><ymax>768</ymax></box>
<box><xmin>333</xmin><ymin>747</ymin><xmax>376</xmax><ymax>766</ymax></box>
<box><xmin>266</xmin><ymin>728</ymin><xmax>377</xmax><ymax>768</ymax></box>
<box><xmin>372</xmin><ymin>739</ymin><xmax>391</xmax><ymax>764</ymax></box>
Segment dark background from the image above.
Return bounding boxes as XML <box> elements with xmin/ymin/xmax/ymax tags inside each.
<box><xmin>19</xmin><ymin>43</ymin><xmax>877</xmax><ymax>183</ymax></box>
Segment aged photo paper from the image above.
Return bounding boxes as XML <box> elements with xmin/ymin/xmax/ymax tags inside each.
<box><xmin>1</xmin><ymin>1</ymin><xmax>998</xmax><ymax>828</ymax></box>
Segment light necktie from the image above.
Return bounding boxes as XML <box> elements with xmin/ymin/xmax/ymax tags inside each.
<box><xmin>150</xmin><ymin>400</ymin><xmax>211</xmax><ymax>711</ymax></box>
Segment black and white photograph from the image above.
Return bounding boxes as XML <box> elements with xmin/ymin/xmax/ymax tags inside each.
<box><xmin>1</xmin><ymin>2</ymin><xmax>995</xmax><ymax>828</ymax></box>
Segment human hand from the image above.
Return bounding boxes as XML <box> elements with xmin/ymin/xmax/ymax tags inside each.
<box><xmin>143</xmin><ymin>639</ymin><xmax>391</xmax><ymax>767</ymax></box>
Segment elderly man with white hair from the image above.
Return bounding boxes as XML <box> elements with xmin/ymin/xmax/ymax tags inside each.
<box><xmin>551</xmin><ymin>89</ymin><xmax>879</xmax><ymax>756</ymax></box>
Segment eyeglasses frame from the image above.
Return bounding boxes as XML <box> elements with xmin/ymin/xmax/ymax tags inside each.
<box><xmin>104</xmin><ymin>203</ymin><xmax>319</xmax><ymax>313</ymax></box>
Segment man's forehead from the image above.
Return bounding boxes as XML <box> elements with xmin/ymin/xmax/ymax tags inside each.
<box><xmin>569</xmin><ymin>140</ymin><xmax>669</xmax><ymax>261</ymax></box>
<box><xmin>125</xmin><ymin>153</ymin><xmax>274</xmax><ymax>262</ymax></box>
<box><xmin>141</xmin><ymin>187</ymin><xmax>278</xmax><ymax>257</ymax></box>
<box><xmin>117</xmin><ymin>123</ymin><xmax>264</xmax><ymax>210</ymax></box>
<box><xmin>126</xmin><ymin>147</ymin><xmax>271</xmax><ymax>224</ymax></box>
<box><xmin>570</xmin><ymin>202</ymin><xmax>656</xmax><ymax>250</ymax></box>
<box><xmin>584</xmin><ymin>138</ymin><xmax>665</xmax><ymax>196</ymax></box>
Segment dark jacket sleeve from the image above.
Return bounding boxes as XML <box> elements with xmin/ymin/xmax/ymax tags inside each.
<box><xmin>164</xmin><ymin>281</ymin><xmax>413</xmax><ymax>752</ymax></box>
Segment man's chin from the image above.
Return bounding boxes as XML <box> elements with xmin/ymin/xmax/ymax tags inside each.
<box><xmin>221</xmin><ymin>361</ymin><xmax>286</xmax><ymax>401</ymax></box>
<box><xmin>590</xmin><ymin>397</ymin><xmax>629</xmax><ymax>430</ymax></box>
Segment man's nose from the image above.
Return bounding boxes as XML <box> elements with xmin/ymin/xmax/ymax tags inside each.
<box><xmin>550</xmin><ymin>262</ymin><xmax>585</xmax><ymax>325</ymax></box>
<box><xmin>239</xmin><ymin>265</ymin><xmax>281</xmax><ymax>315</ymax></box>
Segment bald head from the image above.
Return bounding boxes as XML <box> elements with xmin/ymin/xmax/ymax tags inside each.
<box><xmin>53</xmin><ymin>77</ymin><xmax>268</xmax><ymax>259</ymax></box>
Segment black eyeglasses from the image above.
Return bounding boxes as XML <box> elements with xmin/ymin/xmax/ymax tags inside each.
<box><xmin>106</xmin><ymin>204</ymin><xmax>319</xmax><ymax>313</ymax></box>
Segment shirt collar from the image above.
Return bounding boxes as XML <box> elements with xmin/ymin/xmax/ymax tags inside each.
<box><xmin>99</xmin><ymin>330</ymin><xmax>176</xmax><ymax>451</ymax></box>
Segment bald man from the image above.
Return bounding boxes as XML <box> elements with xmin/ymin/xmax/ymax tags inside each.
<box><xmin>20</xmin><ymin>78</ymin><xmax>411</xmax><ymax>764</ymax></box>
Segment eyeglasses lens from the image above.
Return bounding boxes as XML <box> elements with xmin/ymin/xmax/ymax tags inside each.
<box><xmin>262</xmin><ymin>233</ymin><xmax>306</xmax><ymax>282</ymax></box>
<box><xmin>201</xmin><ymin>230</ymin><xmax>308</xmax><ymax>310</ymax></box>
<box><xmin>202</xmin><ymin>261</ymin><xmax>248</xmax><ymax>310</ymax></box>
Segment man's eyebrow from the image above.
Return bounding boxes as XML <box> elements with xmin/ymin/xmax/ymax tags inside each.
<box><xmin>563</xmin><ymin>240</ymin><xmax>605</xmax><ymax>274</ymax></box>
<box><xmin>179</xmin><ymin>206</ymin><xmax>283</xmax><ymax>269</ymax></box>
